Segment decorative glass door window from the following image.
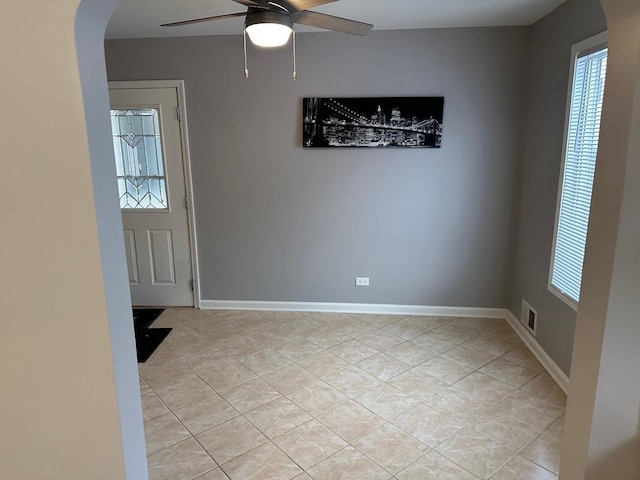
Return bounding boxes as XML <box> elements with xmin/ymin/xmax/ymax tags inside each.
<box><xmin>110</xmin><ymin>108</ymin><xmax>168</xmax><ymax>209</ymax></box>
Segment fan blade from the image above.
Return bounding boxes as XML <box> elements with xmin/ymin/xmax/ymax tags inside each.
<box><xmin>292</xmin><ymin>10</ymin><xmax>373</xmax><ymax>36</ymax></box>
<box><xmin>230</xmin><ymin>0</ymin><xmax>264</xmax><ymax>6</ymax></box>
<box><xmin>277</xmin><ymin>0</ymin><xmax>338</xmax><ymax>13</ymax></box>
<box><xmin>161</xmin><ymin>11</ymin><xmax>248</xmax><ymax>27</ymax></box>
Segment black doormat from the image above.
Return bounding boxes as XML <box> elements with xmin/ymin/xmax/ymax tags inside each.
<box><xmin>132</xmin><ymin>308</ymin><xmax>171</xmax><ymax>363</ymax></box>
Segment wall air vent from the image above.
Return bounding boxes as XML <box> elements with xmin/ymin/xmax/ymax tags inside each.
<box><xmin>521</xmin><ymin>299</ymin><xmax>537</xmax><ymax>336</ymax></box>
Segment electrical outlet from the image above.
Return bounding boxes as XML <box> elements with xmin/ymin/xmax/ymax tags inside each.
<box><xmin>355</xmin><ymin>277</ymin><xmax>370</xmax><ymax>287</ymax></box>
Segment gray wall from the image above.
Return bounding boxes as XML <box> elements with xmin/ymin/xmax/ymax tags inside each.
<box><xmin>508</xmin><ymin>0</ymin><xmax>606</xmax><ymax>375</ymax></box>
<box><xmin>106</xmin><ymin>27</ymin><xmax>527</xmax><ymax>308</ymax></box>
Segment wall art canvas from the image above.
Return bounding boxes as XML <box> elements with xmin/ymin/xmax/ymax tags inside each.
<box><xmin>303</xmin><ymin>97</ymin><xmax>444</xmax><ymax>148</ymax></box>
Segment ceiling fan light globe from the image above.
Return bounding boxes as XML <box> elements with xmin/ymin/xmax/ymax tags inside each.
<box><xmin>246</xmin><ymin>23</ymin><xmax>292</xmax><ymax>47</ymax></box>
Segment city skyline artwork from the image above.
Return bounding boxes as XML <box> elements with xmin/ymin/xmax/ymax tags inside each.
<box><xmin>303</xmin><ymin>97</ymin><xmax>444</xmax><ymax>148</ymax></box>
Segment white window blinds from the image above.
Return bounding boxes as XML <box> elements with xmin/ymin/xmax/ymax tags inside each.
<box><xmin>551</xmin><ymin>46</ymin><xmax>608</xmax><ymax>306</ymax></box>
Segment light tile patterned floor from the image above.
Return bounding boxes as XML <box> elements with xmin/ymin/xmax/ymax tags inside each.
<box><xmin>139</xmin><ymin>309</ymin><xmax>566</xmax><ymax>480</ymax></box>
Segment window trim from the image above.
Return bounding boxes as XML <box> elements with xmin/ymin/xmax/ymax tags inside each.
<box><xmin>548</xmin><ymin>31</ymin><xmax>608</xmax><ymax>311</ymax></box>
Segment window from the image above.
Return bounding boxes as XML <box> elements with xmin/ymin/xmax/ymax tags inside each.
<box><xmin>549</xmin><ymin>32</ymin><xmax>608</xmax><ymax>309</ymax></box>
<box><xmin>110</xmin><ymin>108</ymin><xmax>168</xmax><ymax>210</ymax></box>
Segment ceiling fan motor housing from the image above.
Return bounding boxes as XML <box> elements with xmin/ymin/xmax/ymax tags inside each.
<box><xmin>245</xmin><ymin>10</ymin><xmax>293</xmax><ymax>29</ymax></box>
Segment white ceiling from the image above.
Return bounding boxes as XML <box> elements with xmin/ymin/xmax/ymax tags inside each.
<box><xmin>106</xmin><ymin>0</ymin><xmax>567</xmax><ymax>40</ymax></box>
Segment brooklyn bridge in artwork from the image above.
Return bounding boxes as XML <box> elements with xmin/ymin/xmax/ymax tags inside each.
<box><xmin>303</xmin><ymin>97</ymin><xmax>444</xmax><ymax>148</ymax></box>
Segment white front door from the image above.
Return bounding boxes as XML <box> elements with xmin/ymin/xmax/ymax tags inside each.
<box><xmin>109</xmin><ymin>84</ymin><xmax>194</xmax><ymax>306</ymax></box>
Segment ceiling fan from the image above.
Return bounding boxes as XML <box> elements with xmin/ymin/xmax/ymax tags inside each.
<box><xmin>162</xmin><ymin>0</ymin><xmax>373</xmax><ymax>46</ymax></box>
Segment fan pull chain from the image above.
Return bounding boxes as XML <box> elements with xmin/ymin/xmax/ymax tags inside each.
<box><xmin>243</xmin><ymin>29</ymin><xmax>249</xmax><ymax>78</ymax></box>
<box><xmin>292</xmin><ymin>27</ymin><xmax>297</xmax><ymax>80</ymax></box>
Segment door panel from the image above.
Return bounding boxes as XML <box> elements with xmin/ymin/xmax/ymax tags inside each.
<box><xmin>148</xmin><ymin>229</ymin><xmax>176</xmax><ymax>285</ymax></box>
<box><xmin>123</xmin><ymin>229</ymin><xmax>139</xmax><ymax>285</ymax></box>
<box><xmin>109</xmin><ymin>86</ymin><xmax>193</xmax><ymax>306</ymax></box>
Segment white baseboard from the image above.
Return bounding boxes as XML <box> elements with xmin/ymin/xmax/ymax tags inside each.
<box><xmin>505</xmin><ymin>310</ymin><xmax>569</xmax><ymax>394</ymax></box>
<box><xmin>199</xmin><ymin>300</ymin><xmax>507</xmax><ymax>318</ymax></box>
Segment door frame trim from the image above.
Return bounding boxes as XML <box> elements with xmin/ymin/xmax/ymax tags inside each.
<box><xmin>108</xmin><ymin>80</ymin><xmax>201</xmax><ymax>308</ymax></box>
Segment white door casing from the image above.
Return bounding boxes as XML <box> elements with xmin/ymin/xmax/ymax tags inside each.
<box><xmin>108</xmin><ymin>81</ymin><xmax>199</xmax><ymax>307</ymax></box>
